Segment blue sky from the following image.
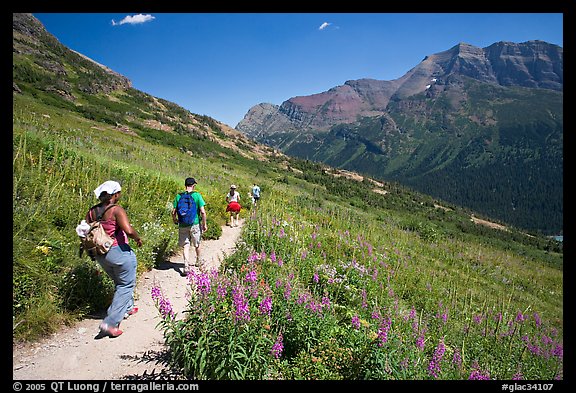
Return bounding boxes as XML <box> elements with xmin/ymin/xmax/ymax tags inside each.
<box><xmin>32</xmin><ymin>13</ymin><xmax>563</xmax><ymax>128</ymax></box>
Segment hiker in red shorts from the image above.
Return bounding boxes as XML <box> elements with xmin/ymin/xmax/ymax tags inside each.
<box><xmin>225</xmin><ymin>184</ymin><xmax>241</xmax><ymax>227</ymax></box>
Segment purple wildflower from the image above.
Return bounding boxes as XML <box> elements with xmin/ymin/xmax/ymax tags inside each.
<box><xmin>533</xmin><ymin>312</ymin><xmax>542</xmax><ymax>328</ymax></box>
<box><xmin>321</xmin><ymin>295</ymin><xmax>331</xmax><ymax>309</ymax></box>
<box><xmin>245</xmin><ymin>270</ymin><xmax>257</xmax><ymax>283</ymax></box>
<box><xmin>283</xmin><ymin>282</ymin><xmax>292</xmax><ymax>300</ymax></box>
<box><xmin>313</xmin><ymin>272</ymin><xmax>319</xmax><ymax>283</ymax></box>
<box><xmin>151</xmin><ymin>286</ymin><xmax>174</xmax><ymax>319</ymax></box>
<box><xmin>232</xmin><ymin>286</ymin><xmax>250</xmax><ymax>322</ymax></box>
<box><xmin>190</xmin><ymin>271</ymin><xmax>212</xmax><ymax>295</ymax></box>
<box><xmin>416</xmin><ymin>334</ymin><xmax>425</xmax><ymax>351</ymax></box>
<box><xmin>469</xmin><ymin>362</ymin><xmax>490</xmax><ymax>380</ymax></box>
<box><xmin>259</xmin><ymin>296</ymin><xmax>272</xmax><ymax>316</ymax></box>
<box><xmin>271</xmin><ymin>334</ymin><xmax>284</xmax><ymax>359</ymax></box>
<box><xmin>351</xmin><ymin>315</ymin><xmax>360</xmax><ymax>330</ymax></box>
<box><xmin>216</xmin><ymin>281</ymin><xmax>228</xmax><ymax>299</ymax></box>
<box><xmin>427</xmin><ymin>338</ymin><xmax>446</xmax><ymax>378</ymax></box>
<box><xmin>361</xmin><ymin>289</ymin><xmax>368</xmax><ymax>309</ymax></box>
<box><xmin>377</xmin><ymin>317</ymin><xmax>391</xmax><ymax>347</ymax></box>
<box><xmin>452</xmin><ymin>349</ymin><xmax>462</xmax><ymax>370</ymax></box>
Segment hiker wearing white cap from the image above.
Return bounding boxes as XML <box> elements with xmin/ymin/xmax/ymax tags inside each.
<box><xmin>225</xmin><ymin>184</ymin><xmax>241</xmax><ymax>227</ymax></box>
<box><xmin>86</xmin><ymin>180</ymin><xmax>143</xmax><ymax>338</ymax></box>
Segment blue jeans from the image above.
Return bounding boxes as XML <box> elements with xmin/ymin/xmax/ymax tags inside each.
<box><xmin>95</xmin><ymin>243</ymin><xmax>137</xmax><ymax>327</ymax></box>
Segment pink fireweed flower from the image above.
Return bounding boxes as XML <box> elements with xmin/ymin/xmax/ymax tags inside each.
<box><xmin>351</xmin><ymin>315</ymin><xmax>361</xmax><ymax>330</ymax></box>
<box><xmin>283</xmin><ymin>282</ymin><xmax>292</xmax><ymax>300</ymax></box>
<box><xmin>270</xmin><ymin>251</ymin><xmax>277</xmax><ymax>263</ymax></box>
<box><xmin>313</xmin><ymin>272</ymin><xmax>319</xmax><ymax>283</ymax></box>
<box><xmin>247</xmin><ymin>251</ymin><xmax>260</xmax><ymax>263</ymax></box>
<box><xmin>321</xmin><ymin>295</ymin><xmax>331</xmax><ymax>309</ymax></box>
<box><xmin>515</xmin><ymin>311</ymin><xmax>526</xmax><ymax>323</ymax></box>
<box><xmin>552</xmin><ymin>344</ymin><xmax>563</xmax><ymax>359</ymax></box>
<box><xmin>533</xmin><ymin>312</ymin><xmax>542</xmax><ymax>328</ymax></box>
<box><xmin>151</xmin><ymin>286</ymin><xmax>161</xmax><ymax>301</ymax></box>
<box><xmin>362</xmin><ymin>288</ymin><xmax>368</xmax><ymax>308</ymax></box>
<box><xmin>216</xmin><ymin>281</ymin><xmax>228</xmax><ymax>299</ymax></box>
<box><xmin>297</xmin><ymin>293</ymin><xmax>310</xmax><ymax>305</ymax></box>
<box><xmin>377</xmin><ymin>317</ymin><xmax>391</xmax><ymax>347</ymax></box>
<box><xmin>427</xmin><ymin>338</ymin><xmax>446</xmax><ymax>378</ymax></box>
<box><xmin>245</xmin><ymin>270</ymin><xmax>257</xmax><ymax>283</ymax></box>
<box><xmin>416</xmin><ymin>334</ymin><xmax>426</xmax><ymax>351</ymax></box>
<box><xmin>408</xmin><ymin>306</ymin><xmax>417</xmax><ymax>320</ymax></box>
<box><xmin>452</xmin><ymin>349</ymin><xmax>462</xmax><ymax>370</ymax></box>
<box><xmin>469</xmin><ymin>362</ymin><xmax>490</xmax><ymax>380</ymax></box>
<box><xmin>271</xmin><ymin>334</ymin><xmax>284</xmax><ymax>359</ymax></box>
<box><xmin>232</xmin><ymin>286</ymin><xmax>250</xmax><ymax>322</ymax></box>
<box><xmin>189</xmin><ymin>271</ymin><xmax>212</xmax><ymax>295</ymax></box>
<box><xmin>259</xmin><ymin>296</ymin><xmax>272</xmax><ymax>316</ymax></box>
<box><xmin>151</xmin><ymin>286</ymin><xmax>174</xmax><ymax>319</ymax></box>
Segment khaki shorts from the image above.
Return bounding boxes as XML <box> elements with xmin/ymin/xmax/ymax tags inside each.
<box><xmin>178</xmin><ymin>224</ymin><xmax>201</xmax><ymax>248</ymax></box>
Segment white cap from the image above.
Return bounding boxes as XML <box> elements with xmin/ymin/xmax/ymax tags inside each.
<box><xmin>230</xmin><ymin>184</ymin><xmax>237</xmax><ymax>189</ymax></box>
<box><xmin>94</xmin><ymin>180</ymin><xmax>122</xmax><ymax>198</ymax></box>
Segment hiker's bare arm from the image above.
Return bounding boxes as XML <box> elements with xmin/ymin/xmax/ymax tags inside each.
<box><xmin>200</xmin><ymin>206</ymin><xmax>207</xmax><ymax>232</ymax></box>
<box><xmin>115</xmin><ymin>207</ymin><xmax>143</xmax><ymax>247</ymax></box>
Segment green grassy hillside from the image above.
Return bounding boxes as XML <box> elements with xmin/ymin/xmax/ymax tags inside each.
<box><xmin>13</xmin><ymin>90</ymin><xmax>563</xmax><ymax>380</ymax></box>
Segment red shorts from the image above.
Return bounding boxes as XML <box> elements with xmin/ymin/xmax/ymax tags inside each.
<box><xmin>226</xmin><ymin>201</ymin><xmax>241</xmax><ymax>213</ymax></box>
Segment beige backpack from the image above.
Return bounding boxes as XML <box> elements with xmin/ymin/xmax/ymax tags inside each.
<box><xmin>80</xmin><ymin>204</ymin><xmax>116</xmax><ymax>258</ymax></box>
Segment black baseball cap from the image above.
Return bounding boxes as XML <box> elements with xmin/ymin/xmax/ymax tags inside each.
<box><xmin>185</xmin><ymin>177</ymin><xmax>197</xmax><ymax>186</ymax></box>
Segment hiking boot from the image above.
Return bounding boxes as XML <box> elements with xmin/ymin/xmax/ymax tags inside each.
<box><xmin>99</xmin><ymin>323</ymin><xmax>123</xmax><ymax>338</ymax></box>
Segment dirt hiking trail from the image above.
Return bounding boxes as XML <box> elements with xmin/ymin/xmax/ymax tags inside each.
<box><xmin>13</xmin><ymin>220</ymin><xmax>245</xmax><ymax>380</ymax></box>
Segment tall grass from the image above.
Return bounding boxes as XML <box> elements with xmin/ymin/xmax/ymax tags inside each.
<box><xmin>155</xmin><ymin>180</ymin><xmax>562</xmax><ymax>380</ymax></box>
<box><xmin>13</xmin><ymin>94</ymin><xmax>562</xmax><ymax>379</ymax></box>
<box><xmin>12</xmin><ymin>96</ymin><xmax>239</xmax><ymax>340</ymax></box>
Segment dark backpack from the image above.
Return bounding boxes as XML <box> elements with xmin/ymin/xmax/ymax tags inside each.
<box><xmin>177</xmin><ymin>192</ymin><xmax>197</xmax><ymax>226</ymax></box>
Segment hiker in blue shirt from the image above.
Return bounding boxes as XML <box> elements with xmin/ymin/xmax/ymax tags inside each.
<box><xmin>172</xmin><ymin>177</ymin><xmax>207</xmax><ymax>276</ymax></box>
<box><xmin>251</xmin><ymin>183</ymin><xmax>261</xmax><ymax>206</ymax></box>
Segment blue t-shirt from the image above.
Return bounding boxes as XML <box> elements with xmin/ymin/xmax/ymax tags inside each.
<box><xmin>252</xmin><ymin>185</ymin><xmax>261</xmax><ymax>198</ymax></box>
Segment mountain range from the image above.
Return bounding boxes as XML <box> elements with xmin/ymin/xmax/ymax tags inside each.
<box><xmin>236</xmin><ymin>40</ymin><xmax>563</xmax><ymax>235</ymax></box>
<box><xmin>13</xmin><ymin>13</ymin><xmax>563</xmax><ymax>235</ymax></box>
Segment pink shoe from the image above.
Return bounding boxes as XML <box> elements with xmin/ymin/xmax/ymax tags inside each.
<box><xmin>99</xmin><ymin>323</ymin><xmax>123</xmax><ymax>338</ymax></box>
<box><xmin>124</xmin><ymin>307</ymin><xmax>138</xmax><ymax>319</ymax></box>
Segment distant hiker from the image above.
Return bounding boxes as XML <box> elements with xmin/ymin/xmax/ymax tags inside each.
<box><xmin>172</xmin><ymin>177</ymin><xmax>208</xmax><ymax>276</ymax></box>
<box><xmin>251</xmin><ymin>183</ymin><xmax>261</xmax><ymax>206</ymax></box>
<box><xmin>87</xmin><ymin>180</ymin><xmax>143</xmax><ymax>338</ymax></box>
<box><xmin>225</xmin><ymin>184</ymin><xmax>241</xmax><ymax>227</ymax></box>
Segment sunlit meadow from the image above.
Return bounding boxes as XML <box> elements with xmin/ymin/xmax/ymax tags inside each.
<box><xmin>153</xmin><ymin>184</ymin><xmax>563</xmax><ymax>380</ymax></box>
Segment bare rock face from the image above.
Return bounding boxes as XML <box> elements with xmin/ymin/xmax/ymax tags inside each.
<box><xmin>237</xmin><ymin>40</ymin><xmax>563</xmax><ymax>138</ymax></box>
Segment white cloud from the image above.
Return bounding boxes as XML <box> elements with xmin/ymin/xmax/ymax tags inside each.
<box><xmin>112</xmin><ymin>14</ymin><xmax>155</xmax><ymax>26</ymax></box>
<box><xmin>319</xmin><ymin>22</ymin><xmax>331</xmax><ymax>31</ymax></box>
